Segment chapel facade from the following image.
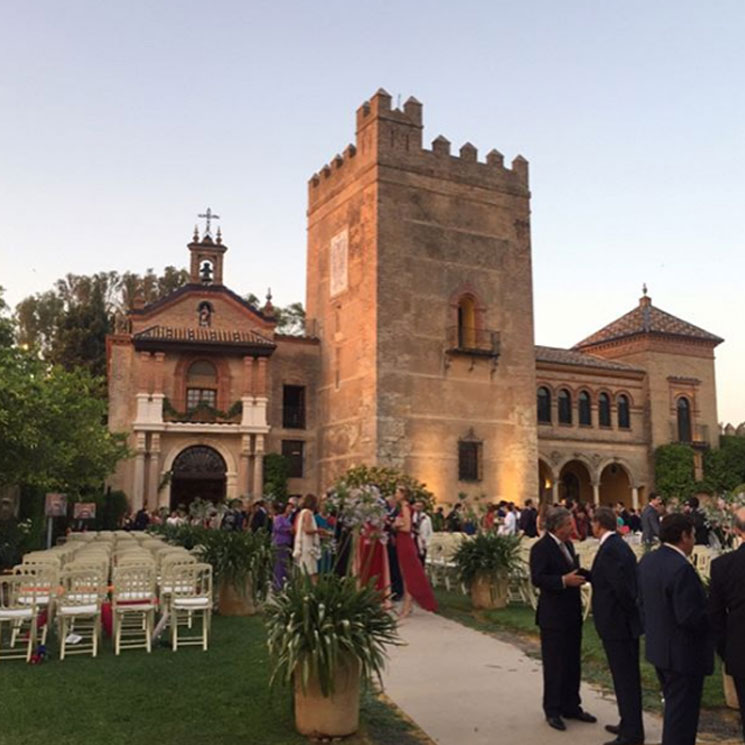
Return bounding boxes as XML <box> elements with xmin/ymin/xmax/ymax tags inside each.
<box><xmin>107</xmin><ymin>89</ymin><xmax>723</xmax><ymax>511</ymax></box>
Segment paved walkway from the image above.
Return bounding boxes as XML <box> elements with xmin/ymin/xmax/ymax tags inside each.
<box><xmin>382</xmin><ymin>609</ymin><xmax>664</xmax><ymax>745</ymax></box>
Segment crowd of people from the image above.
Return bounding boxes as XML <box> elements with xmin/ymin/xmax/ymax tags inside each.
<box><xmin>531</xmin><ymin>500</ymin><xmax>745</xmax><ymax>745</ymax></box>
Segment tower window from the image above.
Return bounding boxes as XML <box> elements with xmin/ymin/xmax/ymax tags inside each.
<box><xmin>578</xmin><ymin>390</ymin><xmax>592</xmax><ymax>426</ymax></box>
<box><xmin>598</xmin><ymin>392</ymin><xmax>611</xmax><ymax>427</ymax></box>
<box><xmin>677</xmin><ymin>396</ymin><xmax>692</xmax><ymax>442</ymax></box>
<box><xmin>618</xmin><ymin>394</ymin><xmax>631</xmax><ymax>430</ymax></box>
<box><xmin>558</xmin><ymin>389</ymin><xmax>572</xmax><ymax>425</ymax></box>
<box><xmin>457</xmin><ymin>296</ymin><xmax>477</xmax><ymax>349</ymax></box>
<box><xmin>458</xmin><ymin>440</ymin><xmax>482</xmax><ymax>482</ymax></box>
<box><xmin>282</xmin><ymin>440</ymin><xmax>305</xmax><ymax>478</ymax></box>
<box><xmin>282</xmin><ymin>385</ymin><xmax>306</xmax><ymax>429</ymax></box>
<box><xmin>537</xmin><ymin>387</ymin><xmax>551</xmax><ymax>424</ymax></box>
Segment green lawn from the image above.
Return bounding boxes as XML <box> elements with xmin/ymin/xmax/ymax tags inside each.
<box><xmin>433</xmin><ymin>588</ymin><xmax>726</xmax><ymax>712</ymax></box>
<box><xmin>0</xmin><ymin>614</ymin><xmax>422</xmax><ymax>745</ymax></box>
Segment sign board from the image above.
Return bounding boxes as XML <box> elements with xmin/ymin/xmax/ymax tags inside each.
<box><xmin>73</xmin><ymin>502</ymin><xmax>96</xmax><ymax>520</ymax></box>
<box><xmin>329</xmin><ymin>228</ymin><xmax>348</xmax><ymax>298</ymax></box>
<box><xmin>44</xmin><ymin>493</ymin><xmax>68</xmax><ymax>518</ymax></box>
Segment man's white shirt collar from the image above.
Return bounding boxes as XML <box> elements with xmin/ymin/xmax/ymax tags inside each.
<box><xmin>599</xmin><ymin>530</ymin><xmax>615</xmax><ymax>546</ymax></box>
<box><xmin>663</xmin><ymin>542</ymin><xmax>688</xmax><ymax>560</ymax></box>
<box><xmin>548</xmin><ymin>532</ymin><xmax>564</xmax><ymax>546</ymax></box>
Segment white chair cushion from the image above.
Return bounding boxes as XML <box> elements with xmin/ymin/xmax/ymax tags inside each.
<box><xmin>58</xmin><ymin>603</ymin><xmax>98</xmax><ymax>616</ymax></box>
<box><xmin>65</xmin><ymin>593</ymin><xmax>99</xmax><ymax>603</ymax></box>
<box><xmin>0</xmin><ymin>608</ymin><xmax>34</xmax><ymax>619</ymax></box>
<box><xmin>19</xmin><ymin>595</ymin><xmax>51</xmax><ymax>606</ymax></box>
<box><xmin>115</xmin><ymin>603</ymin><xmax>154</xmax><ymax>612</ymax></box>
<box><xmin>172</xmin><ymin>597</ymin><xmax>211</xmax><ymax>609</ymax></box>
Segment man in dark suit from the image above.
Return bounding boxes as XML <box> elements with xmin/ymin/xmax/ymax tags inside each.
<box><xmin>590</xmin><ymin>506</ymin><xmax>644</xmax><ymax>745</ymax></box>
<box><xmin>640</xmin><ymin>492</ymin><xmax>663</xmax><ymax>546</ymax></box>
<box><xmin>519</xmin><ymin>498</ymin><xmax>538</xmax><ymax>537</ymax></box>
<box><xmin>530</xmin><ymin>506</ymin><xmax>596</xmax><ymax>732</ymax></box>
<box><xmin>638</xmin><ymin>513</ymin><xmax>713</xmax><ymax>745</ymax></box>
<box><xmin>708</xmin><ymin>506</ymin><xmax>745</xmax><ymax>740</ymax></box>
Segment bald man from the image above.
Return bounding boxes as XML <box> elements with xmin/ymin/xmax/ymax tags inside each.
<box><xmin>709</xmin><ymin>506</ymin><xmax>745</xmax><ymax>741</ymax></box>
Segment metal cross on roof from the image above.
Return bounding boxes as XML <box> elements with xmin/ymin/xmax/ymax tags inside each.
<box><xmin>198</xmin><ymin>208</ymin><xmax>220</xmax><ymax>236</ymax></box>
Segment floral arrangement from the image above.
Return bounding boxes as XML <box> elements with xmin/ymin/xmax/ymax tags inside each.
<box><xmin>325</xmin><ymin>482</ymin><xmax>388</xmax><ymax>536</ymax></box>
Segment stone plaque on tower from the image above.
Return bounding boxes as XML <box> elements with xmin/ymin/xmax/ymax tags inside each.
<box><xmin>329</xmin><ymin>228</ymin><xmax>348</xmax><ymax>298</ymax></box>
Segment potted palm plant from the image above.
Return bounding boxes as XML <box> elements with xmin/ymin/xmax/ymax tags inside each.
<box><xmin>197</xmin><ymin>530</ymin><xmax>272</xmax><ymax>616</ymax></box>
<box><xmin>453</xmin><ymin>532</ymin><xmax>523</xmax><ymax>609</ymax></box>
<box><xmin>266</xmin><ymin>572</ymin><xmax>399</xmax><ymax>737</ymax></box>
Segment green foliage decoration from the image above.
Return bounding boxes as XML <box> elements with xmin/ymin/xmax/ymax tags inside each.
<box><xmin>337</xmin><ymin>465</ymin><xmax>435</xmax><ymax>511</ymax></box>
<box><xmin>162</xmin><ymin>397</ymin><xmax>242</xmax><ymax>422</ymax></box>
<box><xmin>266</xmin><ymin>572</ymin><xmax>400</xmax><ymax>696</ymax></box>
<box><xmin>263</xmin><ymin>453</ymin><xmax>290</xmax><ymax>499</ymax></box>
<box><xmin>453</xmin><ymin>533</ymin><xmax>524</xmax><ymax>587</ymax></box>
<box><xmin>654</xmin><ymin>443</ymin><xmax>696</xmax><ymax>501</ymax></box>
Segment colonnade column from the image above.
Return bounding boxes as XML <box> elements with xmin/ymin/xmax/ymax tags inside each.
<box><xmin>551</xmin><ymin>481</ymin><xmax>559</xmax><ymax>505</ymax></box>
<box><xmin>253</xmin><ymin>434</ymin><xmax>265</xmax><ymax>498</ymax></box>
<box><xmin>592</xmin><ymin>483</ymin><xmax>600</xmax><ymax>506</ymax></box>
<box><xmin>240</xmin><ymin>434</ymin><xmax>251</xmax><ymax>498</ymax></box>
<box><xmin>631</xmin><ymin>486</ymin><xmax>639</xmax><ymax>510</ymax></box>
<box><xmin>132</xmin><ymin>431</ymin><xmax>147</xmax><ymax>511</ymax></box>
<box><xmin>147</xmin><ymin>432</ymin><xmax>161</xmax><ymax>510</ymax></box>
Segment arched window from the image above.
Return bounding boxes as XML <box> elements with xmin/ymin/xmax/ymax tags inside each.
<box><xmin>457</xmin><ymin>296</ymin><xmax>477</xmax><ymax>349</ymax></box>
<box><xmin>537</xmin><ymin>387</ymin><xmax>551</xmax><ymax>424</ymax></box>
<box><xmin>186</xmin><ymin>360</ymin><xmax>217</xmax><ymax>409</ymax></box>
<box><xmin>578</xmin><ymin>390</ymin><xmax>592</xmax><ymax>426</ymax></box>
<box><xmin>598</xmin><ymin>392</ymin><xmax>611</xmax><ymax>427</ymax></box>
<box><xmin>677</xmin><ymin>397</ymin><xmax>692</xmax><ymax>442</ymax></box>
<box><xmin>618</xmin><ymin>394</ymin><xmax>631</xmax><ymax>430</ymax></box>
<box><xmin>558</xmin><ymin>389</ymin><xmax>572</xmax><ymax>425</ymax></box>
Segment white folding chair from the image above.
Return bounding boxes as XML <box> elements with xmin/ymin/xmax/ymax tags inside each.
<box><xmin>57</xmin><ymin>568</ymin><xmax>105</xmax><ymax>659</ymax></box>
<box><xmin>169</xmin><ymin>564</ymin><xmax>213</xmax><ymax>652</ymax></box>
<box><xmin>112</xmin><ymin>565</ymin><xmax>156</xmax><ymax>655</ymax></box>
<box><xmin>0</xmin><ymin>575</ymin><xmax>39</xmax><ymax>661</ymax></box>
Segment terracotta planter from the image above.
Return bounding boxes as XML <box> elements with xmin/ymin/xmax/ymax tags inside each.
<box><xmin>293</xmin><ymin>656</ymin><xmax>361</xmax><ymax>737</ymax></box>
<box><xmin>470</xmin><ymin>571</ymin><xmax>508</xmax><ymax>609</ymax></box>
<box><xmin>217</xmin><ymin>577</ymin><xmax>255</xmax><ymax>616</ymax></box>
<box><xmin>724</xmin><ymin>669</ymin><xmax>740</xmax><ymax>710</ymax></box>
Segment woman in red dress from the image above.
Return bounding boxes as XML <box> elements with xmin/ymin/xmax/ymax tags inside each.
<box><xmin>394</xmin><ymin>485</ymin><xmax>437</xmax><ymax>617</ymax></box>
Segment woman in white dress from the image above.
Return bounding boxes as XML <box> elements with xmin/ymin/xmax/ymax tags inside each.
<box><xmin>293</xmin><ymin>493</ymin><xmax>323</xmax><ymax>583</ymax></box>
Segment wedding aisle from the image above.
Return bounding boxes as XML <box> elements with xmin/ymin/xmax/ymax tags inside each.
<box><xmin>382</xmin><ymin>609</ymin><xmax>664</xmax><ymax>745</ymax></box>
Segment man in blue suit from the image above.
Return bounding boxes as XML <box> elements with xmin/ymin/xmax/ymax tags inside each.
<box><xmin>638</xmin><ymin>512</ymin><xmax>713</xmax><ymax>745</ymax></box>
<box><xmin>590</xmin><ymin>506</ymin><xmax>644</xmax><ymax>745</ymax></box>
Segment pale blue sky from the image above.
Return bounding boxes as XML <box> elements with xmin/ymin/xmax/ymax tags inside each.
<box><xmin>2</xmin><ymin>1</ymin><xmax>744</xmax><ymax>422</ymax></box>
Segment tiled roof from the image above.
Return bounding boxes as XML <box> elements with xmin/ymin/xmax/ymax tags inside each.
<box><xmin>574</xmin><ymin>298</ymin><xmax>723</xmax><ymax>350</ymax></box>
<box><xmin>535</xmin><ymin>345</ymin><xmax>645</xmax><ymax>373</ymax></box>
<box><xmin>134</xmin><ymin>325</ymin><xmax>274</xmax><ymax>346</ymax></box>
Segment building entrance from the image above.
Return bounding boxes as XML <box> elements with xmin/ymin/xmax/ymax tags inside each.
<box><xmin>170</xmin><ymin>445</ymin><xmax>227</xmax><ymax>511</ymax></box>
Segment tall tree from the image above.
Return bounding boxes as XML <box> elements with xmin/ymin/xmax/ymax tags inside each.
<box><xmin>14</xmin><ymin>267</ymin><xmax>190</xmax><ymax>376</ymax></box>
<box><xmin>0</xmin><ymin>345</ymin><xmax>128</xmax><ymax>494</ymax></box>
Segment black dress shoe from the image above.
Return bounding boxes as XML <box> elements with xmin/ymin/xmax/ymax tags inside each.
<box><xmin>603</xmin><ymin>738</ymin><xmax>644</xmax><ymax>745</ymax></box>
<box><xmin>546</xmin><ymin>716</ymin><xmax>567</xmax><ymax>731</ymax></box>
<box><xmin>605</xmin><ymin>724</ymin><xmax>621</xmax><ymax>735</ymax></box>
<box><xmin>562</xmin><ymin>710</ymin><xmax>597</xmax><ymax>723</ymax></box>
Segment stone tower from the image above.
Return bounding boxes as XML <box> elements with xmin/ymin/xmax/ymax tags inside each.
<box><xmin>306</xmin><ymin>89</ymin><xmax>538</xmax><ymax>503</ymax></box>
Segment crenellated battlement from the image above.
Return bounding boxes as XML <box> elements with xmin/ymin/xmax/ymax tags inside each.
<box><xmin>308</xmin><ymin>88</ymin><xmax>529</xmax><ymax>208</ymax></box>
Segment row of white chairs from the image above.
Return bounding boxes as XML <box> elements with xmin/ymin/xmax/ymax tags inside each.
<box><xmin>0</xmin><ymin>531</ymin><xmax>213</xmax><ymax>661</ymax></box>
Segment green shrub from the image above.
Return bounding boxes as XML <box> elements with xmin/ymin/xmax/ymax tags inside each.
<box><xmin>453</xmin><ymin>533</ymin><xmax>523</xmax><ymax>587</ymax></box>
<box><xmin>654</xmin><ymin>444</ymin><xmax>696</xmax><ymax>501</ymax></box>
<box><xmin>263</xmin><ymin>453</ymin><xmax>289</xmax><ymax>499</ymax></box>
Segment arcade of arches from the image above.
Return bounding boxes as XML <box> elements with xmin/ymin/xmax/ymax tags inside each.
<box><xmin>538</xmin><ymin>458</ymin><xmax>642</xmax><ymax>509</ymax></box>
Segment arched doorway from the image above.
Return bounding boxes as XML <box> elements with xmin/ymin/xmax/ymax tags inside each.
<box><xmin>170</xmin><ymin>445</ymin><xmax>227</xmax><ymax>510</ymax></box>
<box><xmin>598</xmin><ymin>463</ymin><xmax>632</xmax><ymax>507</ymax></box>
<box><xmin>538</xmin><ymin>459</ymin><xmax>554</xmax><ymax>505</ymax></box>
<box><xmin>559</xmin><ymin>460</ymin><xmax>593</xmax><ymax>505</ymax></box>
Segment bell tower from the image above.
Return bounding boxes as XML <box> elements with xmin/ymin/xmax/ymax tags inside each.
<box><xmin>188</xmin><ymin>209</ymin><xmax>226</xmax><ymax>285</ymax></box>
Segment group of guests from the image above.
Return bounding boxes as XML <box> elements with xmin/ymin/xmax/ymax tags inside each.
<box><xmin>531</xmin><ymin>501</ymin><xmax>745</xmax><ymax>745</ymax></box>
<box><xmin>269</xmin><ymin>486</ymin><xmax>437</xmax><ymax>617</ymax></box>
